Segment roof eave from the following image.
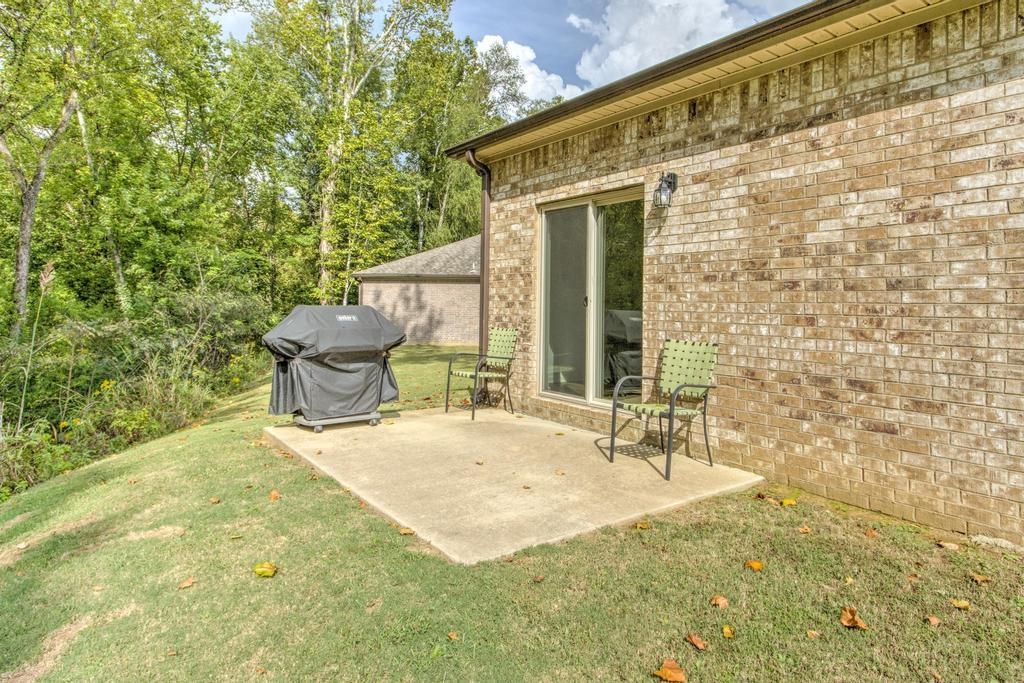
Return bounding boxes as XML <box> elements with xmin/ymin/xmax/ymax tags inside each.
<box><xmin>444</xmin><ymin>0</ymin><xmax>883</xmax><ymax>160</ymax></box>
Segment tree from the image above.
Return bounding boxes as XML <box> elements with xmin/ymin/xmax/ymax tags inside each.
<box><xmin>0</xmin><ymin>0</ymin><xmax>81</xmax><ymax>339</ymax></box>
<box><xmin>247</xmin><ymin>0</ymin><xmax>450</xmax><ymax>303</ymax></box>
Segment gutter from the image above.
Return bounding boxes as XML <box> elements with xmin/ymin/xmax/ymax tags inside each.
<box><xmin>464</xmin><ymin>149</ymin><xmax>490</xmax><ymax>351</ymax></box>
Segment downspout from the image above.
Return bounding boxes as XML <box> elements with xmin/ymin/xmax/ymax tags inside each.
<box><xmin>465</xmin><ymin>149</ymin><xmax>490</xmax><ymax>352</ymax></box>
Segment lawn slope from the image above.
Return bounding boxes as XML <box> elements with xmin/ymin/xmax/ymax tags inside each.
<box><xmin>1</xmin><ymin>347</ymin><xmax>1022</xmax><ymax>681</ymax></box>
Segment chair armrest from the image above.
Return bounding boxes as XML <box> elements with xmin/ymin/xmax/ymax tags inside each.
<box><xmin>669</xmin><ymin>383</ymin><xmax>716</xmax><ymax>409</ymax></box>
<box><xmin>447</xmin><ymin>352</ymin><xmax>486</xmax><ymax>374</ymax></box>
<box><xmin>612</xmin><ymin>375</ymin><xmax>659</xmax><ymax>404</ymax></box>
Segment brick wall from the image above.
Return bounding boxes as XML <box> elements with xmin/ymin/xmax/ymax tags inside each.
<box><xmin>486</xmin><ymin>0</ymin><xmax>1024</xmax><ymax>546</ymax></box>
<box><xmin>359</xmin><ymin>280</ymin><xmax>479</xmax><ymax>344</ymax></box>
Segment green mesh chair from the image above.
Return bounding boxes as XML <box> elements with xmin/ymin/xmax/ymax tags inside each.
<box><xmin>444</xmin><ymin>328</ymin><xmax>518</xmax><ymax>420</ymax></box>
<box><xmin>609</xmin><ymin>340</ymin><xmax>717</xmax><ymax>480</ymax></box>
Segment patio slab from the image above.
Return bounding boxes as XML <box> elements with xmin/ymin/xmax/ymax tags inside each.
<box><xmin>263</xmin><ymin>407</ymin><xmax>763</xmax><ymax>565</ymax></box>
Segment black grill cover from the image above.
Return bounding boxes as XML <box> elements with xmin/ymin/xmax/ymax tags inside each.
<box><xmin>263</xmin><ymin>305</ymin><xmax>406</xmax><ymax>420</ymax></box>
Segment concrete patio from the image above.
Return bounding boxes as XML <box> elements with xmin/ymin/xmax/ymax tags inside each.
<box><xmin>263</xmin><ymin>407</ymin><xmax>763</xmax><ymax>564</ymax></box>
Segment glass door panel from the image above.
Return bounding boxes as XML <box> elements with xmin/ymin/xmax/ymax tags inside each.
<box><xmin>542</xmin><ymin>205</ymin><xmax>588</xmax><ymax>398</ymax></box>
<box><xmin>598</xmin><ymin>200</ymin><xmax>644</xmax><ymax>399</ymax></box>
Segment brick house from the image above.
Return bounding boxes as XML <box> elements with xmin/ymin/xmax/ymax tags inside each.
<box><xmin>446</xmin><ymin>0</ymin><xmax>1024</xmax><ymax>546</ymax></box>
<box><xmin>354</xmin><ymin>235</ymin><xmax>480</xmax><ymax>344</ymax></box>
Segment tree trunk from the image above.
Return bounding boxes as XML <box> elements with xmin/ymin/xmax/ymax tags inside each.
<box><xmin>318</xmin><ymin>171</ymin><xmax>336</xmax><ymax>304</ymax></box>
<box><xmin>11</xmin><ymin>186</ymin><xmax>41</xmax><ymax>341</ymax></box>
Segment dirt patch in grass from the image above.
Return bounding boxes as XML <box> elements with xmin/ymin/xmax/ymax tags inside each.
<box><xmin>0</xmin><ymin>513</ymin><xmax>32</xmax><ymax>534</ymax></box>
<box><xmin>122</xmin><ymin>525</ymin><xmax>185</xmax><ymax>542</ymax></box>
<box><xmin>0</xmin><ymin>515</ymin><xmax>98</xmax><ymax>568</ymax></box>
<box><xmin>0</xmin><ymin>616</ymin><xmax>92</xmax><ymax>683</ymax></box>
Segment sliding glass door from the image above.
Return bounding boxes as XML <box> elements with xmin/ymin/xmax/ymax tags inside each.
<box><xmin>542</xmin><ymin>195</ymin><xmax>644</xmax><ymax>403</ymax></box>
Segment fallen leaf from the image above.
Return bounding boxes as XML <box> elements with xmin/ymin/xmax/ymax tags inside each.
<box><xmin>447</xmin><ymin>631</ymin><xmax>458</xmax><ymax>641</ymax></box>
<box><xmin>255</xmin><ymin>666</ymin><xmax>268</xmax><ymax>675</ymax></box>
<box><xmin>865</xmin><ymin>528</ymin><xmax>879</xmax><ymax>538</ymax></box>
<box><xmin>269</xmin><ymin>489</ymin><xmax>281</xmax><ymax>501</ymax></box>
<box><xmin>554</xmin><ymin>468</ymin><xmax>566</xmax><ymax>476</ymax></box>
<box><xmin>969</xmin><ymin>572</ymin><xmax>990</xmax><ymax>585</ymax></box>
<box><xmin>840</xmin><ymin>606</ymin><xmax>868</xmax><ymax>630</ymax></box>
<box><xmin>128</xmin><ymin>479</ymin><xmax>137</xmax><ymax>485</ymax></box>
<box><xmin>722</xmin><ymin>624</ymin><xmax>735</xmax><ymax>639</ymax></box>
<box><xmin>475</xmin><ymin>460</ymin><xmax>484</xmax><ymax>465</ymax></box>
<box><xmin>253</xmin><ymin>561</ymin><xmax>277</xmax><ymax>578</ymax></box>
<box><xmin>635</xmin><ymin>519</ymin><xmax>651</xmax><ymax>530</ymax></box>
<box><xmin>359</xmin><ymin>500</ymin><xmax>366</xmax><ymax>508</ymax></box>
<box><xmin>229</xmin><ymin>534</ymin><xmax>243</xmax><ymax>540</ymax></box>
<box><xmin>710</xmin><ymin>594</ymin><xmax>729</xmax><ymax>609</ymax></box>
<box><xmin>806</xmin><ymin>630</ymin><xmax>821</xmax><ymax>639</ymax></box>
<box><xmin>178</xmin><ymin>576</ymin><xmax>196</xmax><ymax>590</ymax></box>
<box><xmin>926</xmin><ymin>615</ymin><xmax>941</xmax><ymax>627</ymax></box>
<box><xmin>744</xmin><ymin>559</ymin><xmax>763</xmax><ymax>572</ymax></box>
<box><xmin>763</xmin><ymin>496</ymin><xmax>781</xmax><ymax>506</ymax></box>
<box><xmin>554</xmin><ymin>432</ymin><xmax>565</xmax><ymax>436</ymax></box>
<box><xmin>399</xmin><ymin>528</ymin><xmax>415</xmax><ymax>536</ymax></box>
<box><xmin>949</xmin><ymin>598</ymin><xmax>971</xmax><ymax>610</ymax></box>
<box><xmin>907</xmin><ymin>573</ymin><xmax>920</xmax><ymax>584</ymax></box>
<box><xmin>522</xmin><ymin>485</ymin><xmax>531</xmax><ymax>490</ymax></box>
<box><xmin>307</xmin><ymin>473</ymin><xmax>319</xmax><ymax>481</ymax></box>
<box><xmin>781</xmin><ymin>498</ymin><xmax>797</xmax><ymax>507</ymax></box>
<box><xmin>365</xmin><ymin>598</ymin><xmax>383</xmax><ymax>614</ymax></box>
<box><xmin>653</xmin><ymin>659</ymin><xmax>687</xmax><ymax>682</ymax></box>
<box><xmin>209</xmin><ymin>497</ymin><xmax>220</xmax><ymax>505</ymax></box>
<box><xmin>686</xmin><ymin>633</ymin><xmax>708</xmax><ymax>651</ymax></box>
<box><xmin>166</xmin><ymin>649</ymin><xmax>177</xmax><ymax>657</ymax></box>
<box><xmin>844</xmin><ymin>576</ymin><xmax>855</xmax><ymax>585</ymax></box>
<box><xmin>937</xmin><ymin>541</ymin><xmax>960</xmax><ymax>550</ymax></box>
<box><xmin>15</xmin><ymin>542</ymin><xmax>28</xmax><ymax>550</ymax></box>
<box><xmin>533</xmin><ymin>575</ymin><xmax>546</xmax><ymax>583</ymax></box>
<box><xmin>798</xmin><ymin>524</ymin><xmax>812</xmax><ymax>534</ymax></box>
<box><xmin>315</xmin><ymin>449</ymin><xmax>322</xmax><ymax>455</ymax></box>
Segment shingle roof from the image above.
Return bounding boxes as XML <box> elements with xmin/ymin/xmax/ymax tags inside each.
<box><xmin>354</xmin><ymin>235</ymin><xmax>480</xmax><ymax>280</ymax></box>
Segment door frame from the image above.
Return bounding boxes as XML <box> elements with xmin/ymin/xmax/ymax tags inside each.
<box><xmin>537</xmin><ymin>187</ymin><xmax>644</xmax><ymax>407</ymax></box>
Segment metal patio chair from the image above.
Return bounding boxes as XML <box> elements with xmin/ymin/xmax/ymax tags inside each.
<box><xmin>444</xmin><ymin>327</ymin><xmax>518</xmax><ymax>420</ymax></box>
<box><xmin>609</xmin><ymin>340</ymin><xmax>717</xmax><ymax>480</ymax></box>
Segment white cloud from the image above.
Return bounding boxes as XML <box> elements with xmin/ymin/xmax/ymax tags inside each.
<box><xmin>477</xmin><ymin>34</ymin><xmax>584</xmax><ymax>102</ymax></box>
<box><xmin>567</xmin><ymin>0</ymin><xmax>806</xmax><ymax>88</ymax></box>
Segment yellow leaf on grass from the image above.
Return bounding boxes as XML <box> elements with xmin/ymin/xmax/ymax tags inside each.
<box><xmin>949</xmin><ymin>599</ymin><xmax>971</xmax><ymax>610</ymax></box>
<box><xmin>253</xmin><ymin>562</ymin><xmax>277</xmax><ymax>578</ymax></box>
<box><xmin>533</xmin><ymin>575</ymin><xmax>546</xmax><ymax>583</ymax></box>
<box><xmin>635</xmin><ymin>519</ymin><xmax>651</xmax><ymax>530</ymax></box>
<box><xmin>781</xmin><ymin>498</ymin><xmax>797</xmax><ymax>507</ymax></box>
<box><xmin>798</xmin><ymin>524</ymin><xmax>812</xmax><ymax>534</ymax></box>
<box><xmin>865</xmin><ymin>528</ymin><xmax>879</xmax><ymax>538</ymax></box>
<box><xmin>710</xmin><ymin>594</ymin><xmax>729</xmax><ymax>609</ymax></box>
<box><xmin>178</xmin><ymin>576</ymin><xmax>196</xmax><ymax>590</ymax></box>
<box><xmin>840</xmin><ymin>606</ymin><xmax>868</xmax><ymax>630</ymax></box>
<box><xmin>447</xmin><ymin>631</ymin><xmax>458</xmax><ymax>641</ymax></box>
<box><xmin>399</xmin><ymin>528</ymin><xmax>415</xmax><ymax>536</ymax></box>
<box><xmin>937</xmin><ymin>540</ymin><xmax>960</xmax><ymax>550</ymax></box>
<box><xmin>806</xmin><ymin>630</ymin><xmax>821</xmax><ymax>639</ymax></box>
<box><xmin>269</xmin><ymin>489</ymin><xmax>281</xmax><ymax>502</ymax></box>
<box><xmin>653</xmin><ymin>659</ymin><xmax>687</xmax><ymax>682</ymax></box>
<box><xmin>744</xmin><ymin>559</ymin><xmax>763</xmax><ymax>572</ymax></box>
<box><xmin>844</xmin><ymin>576</ymin><xmax>855</xmax><ymax>585</ymax></box>
<box><xmin>970</xmin><ymin>572</ymin><xmax>990</xmax><ymax>585</ymax></box>
<box><xmin>926</xmin><ymin>615</ymin><xmax>941</xmax><ymax>627</ymax></box>
<box><xmin>209</xmin><ymin>497</ymin><xmax>220</xmax><ymax>505</ymax></box>
<box><xmin>686</xmin><ymin>632</ymin><xmax>708</xmax><ymax>651</ymax></box>
<box><xmin>722</xmin><ymin>624</ymin><xmax>735</xmax><ymax>639</ymax></box>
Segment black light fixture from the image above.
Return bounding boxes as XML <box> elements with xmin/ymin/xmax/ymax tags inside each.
<box><xmin>652</xmin><ymin>172</ymin><xmax>678</xmax><ymax>208</ymax></box>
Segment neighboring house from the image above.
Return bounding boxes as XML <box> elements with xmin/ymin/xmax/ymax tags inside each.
<box><xmin>447</xmin><ymin>0</ymin><xmax>1024</xmax><ymax>547</ymax></box>
<box><xmin>354</xmin><ymin>235</ymin><xmax>480</xmax><ymax>344</ymax></box>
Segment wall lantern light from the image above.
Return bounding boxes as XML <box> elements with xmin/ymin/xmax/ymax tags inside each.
<box><xmin>652</xmin><ymin>172</ymin><xmax>678</xmax><ymax>208</ymax></box>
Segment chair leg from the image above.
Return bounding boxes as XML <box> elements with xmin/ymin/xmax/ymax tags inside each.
<box><xmin>658</xmin><ymin>416</ymin><xmax>665</xmax><ymax>453</ymax></box>
<box><xmin>444</xmin><ymin>370</ymin><xmax>452</xmax><ymax>413</ymax></box>
<box><xmin>609</xmin><ymin>401</ymin><xmax>617</xmax><ymax>463</ymax></box>
<box><xmin>505</xmin><ymin>376</ymin><xmax>515</xmax><ymax>414</ymax></box>
<box><xmin>665</xmin><ymin>411</ymin><xmax>675</xmax><ymax>481</ymax></box>
<box><xmin>471</xmin><ymin>372</ymin><xmax>479</xmax><ymax>420</ymax></box>
<box><xmin>703</xmin><ymin>408</ymin><xmax>713</xmax><ymax>466</ymax></box>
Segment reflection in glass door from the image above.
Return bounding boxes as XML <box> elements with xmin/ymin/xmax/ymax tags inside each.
<box><xmin>542</xmin><ymin>197</ymin><xmax>643</xmax><ymax>402</ymax></box>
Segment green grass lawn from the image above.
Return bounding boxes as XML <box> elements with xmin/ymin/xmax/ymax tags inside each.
<box><xmin>1</xmin><ymin>345</ymin><xmax>1022</xmax><ymax>681</ymax></box>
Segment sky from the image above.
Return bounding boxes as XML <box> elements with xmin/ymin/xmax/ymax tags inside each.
<box><xmin>217</xmin><ymin>0</ymin><xmax>809</xmax><ymax>102</ymax></box>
